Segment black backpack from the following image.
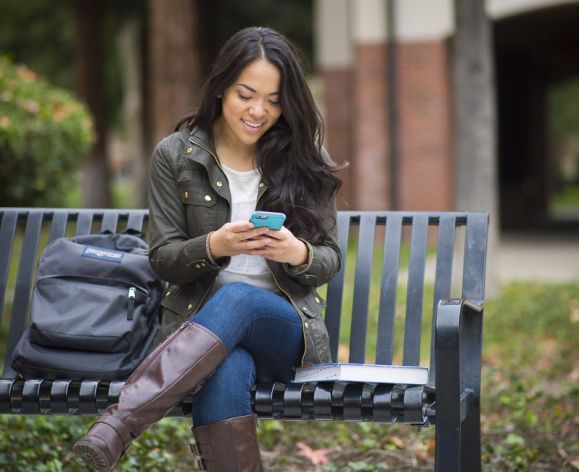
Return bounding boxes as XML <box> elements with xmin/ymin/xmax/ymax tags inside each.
<box><xmin>11</xmin><ymin>232</ymin><xmax>163</xmax><ymax>380</ymax></box>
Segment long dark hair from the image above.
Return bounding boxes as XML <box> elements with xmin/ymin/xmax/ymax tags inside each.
<box><xmin>177</xmin><ymin>27</ymin><xmax>342</xmax><ymax>243</ymax></box>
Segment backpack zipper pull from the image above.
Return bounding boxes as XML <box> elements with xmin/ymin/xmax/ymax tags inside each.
<box><xmin>128</xmin><ymin>287</ymin><xmax>136</xmax><ymax>321</ymax></box>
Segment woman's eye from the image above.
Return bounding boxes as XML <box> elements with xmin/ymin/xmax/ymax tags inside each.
<box><xmin>269</xmin><ymin>100</ymin><xmax>280</xmax><ymax>106</ymax></box>
<box><xmin>238</xmin><ymin>93</ymin><xmax>251</xmax><ymax>100</ymax></box>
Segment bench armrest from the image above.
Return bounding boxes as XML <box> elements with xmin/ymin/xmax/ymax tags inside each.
<box><xmin>434</xmin><ymin>299</ymin><xmax>483</xmax><ymax>425</ymax></box>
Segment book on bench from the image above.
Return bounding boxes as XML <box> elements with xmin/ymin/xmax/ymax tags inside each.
<box><xmin>293</xmin><ymin>363</ymin><xmax>429</xmax><ymax>385</ymax></box>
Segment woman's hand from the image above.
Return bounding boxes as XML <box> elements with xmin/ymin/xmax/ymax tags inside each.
<box><xmin>246</xmin><ymin>226</ymin><xmax>309</xmax><ymax>266</ymax></box>
<box><xmin>208</xmin><ymin>221</ymin><xmax>271</xmax><ymax>259</ymax></box>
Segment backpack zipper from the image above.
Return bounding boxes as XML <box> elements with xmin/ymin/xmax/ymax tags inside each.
<box><xmin>128</xmin><ymin>287</ymin><xmax>136</xmax><ymax>321</ymax></box>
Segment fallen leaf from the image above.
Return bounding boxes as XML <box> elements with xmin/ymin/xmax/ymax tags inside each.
<box><xmin>296</xmin><ymin>441</ymin><xmax>331</xmax><ymax>465</ymax></box>
<box><xmin>414</xmin><ymin>443</ymin><xmax>429</xmax><ymax>463</ymax></box>
<box><xmin>388</xmin><ymin>435</ymin><xmax>405</xmax><ymax>449</ymax></box>
<box><xmin>426</xmin><ymin>438</ymin><xmax>436</xmax><ymax>457</ymax></box>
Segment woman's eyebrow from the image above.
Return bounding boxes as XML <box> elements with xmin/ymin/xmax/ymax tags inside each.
<box><xmin>236</xmin><ymin>83</ymin><xmax>279</xmax><ymax>96</ymax></box>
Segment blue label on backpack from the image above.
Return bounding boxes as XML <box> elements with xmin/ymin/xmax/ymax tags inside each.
<box><xmin>82</xmin><ymin>245</ymin><xmax>124</xmax><ymax>263</ymax></box>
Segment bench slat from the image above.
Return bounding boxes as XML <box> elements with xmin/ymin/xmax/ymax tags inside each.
<box><xmin>428</xmin><ymin>214</ymin><xmax>457</xmax><ymax>386</ymax></box>
<box><xmin>4</xmin><ymin>211</ymin><xmax>43</xmax><ymax>376</ymax></box>
<box><xmin>100</xmin><ymin>212</ymin><xmax>120</xmax><ymax>233</ymax></box>
<box><xmin>0</xmin><ymin>211</ymin><xmax>18</xmax><ymax>326</ymax></box>
<box><xmin>325</xmin><ymin>212</ymin><xmax>351</xmax><ymax>361</ymax></box>
<box><xmin>127</xmin><ymin>211</ymin><xmax>146</xmax><ymax>233</ymax></box>
<box><xmin>74</xmin><ymin>211</ymin><xmax>94</xmax><ymax>236</ymax></box>
<box><xmin>403</xmin><ymin>214</ymin><xmax>429</xmax><ymax>366</ymax></box>
<box><xmin>349</xmin><ymin>213</ymin><xmax>377</xmax><ymax>363</ymax></box>
<box><xmin>462</xmin><ymin>213</ymin><xmax>489</xmax><ymax>305</ymax></box>
<box><xmin>375</xmin><ymin>213</ymin><xmax>402</xmax><ymax>364</ymax></box>
<box><xmin>48</xmin><ymin>211</ymin><xmax>69</xmax><ymax>243</ymax></box>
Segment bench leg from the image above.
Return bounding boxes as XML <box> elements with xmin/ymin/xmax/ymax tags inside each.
<box><xmin>435</xmin><ymin>405</ymin><xmax>483</xmax><ymax>470</ymax></box>
<box><xmin>435</xmin><ymin>423</ymin><xmax>461</xmax><ymax>472</ymax></box>
<box><xmin>460</xmin><ymin>403</ymin><xmax>481</xmax><ymax>471</ymax></box>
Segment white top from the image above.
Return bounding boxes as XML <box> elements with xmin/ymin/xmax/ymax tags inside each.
<box><xmin>212</xmin><ymin>164</ymin><xmax>279</xmax><ymax>294</ymax></box>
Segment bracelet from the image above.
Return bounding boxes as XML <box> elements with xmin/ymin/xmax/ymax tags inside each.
<box><xmin>205</xmin><ymin>231</ymin><xmax>217</xmax><ymax>265</ymax></box>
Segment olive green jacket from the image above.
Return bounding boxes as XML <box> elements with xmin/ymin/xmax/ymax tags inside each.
<box><xmin>148</xmin><ymin>128</ymin><xmax>341</xmax><ymax>366</ymax></box>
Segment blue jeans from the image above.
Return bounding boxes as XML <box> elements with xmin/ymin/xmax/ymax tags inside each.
<box><xmin>188</xmin><ymin>282</ymin><xmax>304</xmax><ymax>426</ymax></box>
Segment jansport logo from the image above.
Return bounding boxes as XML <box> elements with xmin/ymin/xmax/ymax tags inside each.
<box><xmin>82</xmin><ymin>245</ymin><xmax>124</xmax><ymax>263</ymax></box>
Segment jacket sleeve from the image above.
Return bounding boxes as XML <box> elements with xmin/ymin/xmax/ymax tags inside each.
<box><xmin>147</xmin><ymin>137</ymin><xmax>226</xmax><ymax>284</ymax></box>
<box><xmin>282</xmin><ymin>188</ymin><xmax>342</xmax><ymax>288</ymax></box>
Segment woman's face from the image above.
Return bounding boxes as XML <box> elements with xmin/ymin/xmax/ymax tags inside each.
<box><xmin>217</xmin><ymin>59</ymin><xmax>282</xmax><ymax>149</ymax></box>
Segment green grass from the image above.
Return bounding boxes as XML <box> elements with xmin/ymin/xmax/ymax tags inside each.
<box><xmin>551</xmin><ymin>183</ymin><xmax>579</xmax><ymax>216</ymax></box>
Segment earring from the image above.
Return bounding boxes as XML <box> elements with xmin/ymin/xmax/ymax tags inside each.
<box><xmin>216</xmin><ymin>94</ymin><xmax>222</xmax><ymax>99</ymax></box>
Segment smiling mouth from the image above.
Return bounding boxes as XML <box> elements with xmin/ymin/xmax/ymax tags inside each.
<box><xmin>241</xmin><ymin>118</ymin><xmax>264</xmax><ymax>129</ymax></box>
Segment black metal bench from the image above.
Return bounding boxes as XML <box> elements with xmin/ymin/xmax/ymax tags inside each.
<box><xmin>0</xmin><ymin>207</ymin><xmax>488</xmax><ymax>471</ymax></box>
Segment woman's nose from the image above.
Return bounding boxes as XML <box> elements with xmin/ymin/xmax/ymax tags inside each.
<box><xmin>249</xmin><ymin>103</ymin><xmax>265</xmax><ymax>118</ymax></box>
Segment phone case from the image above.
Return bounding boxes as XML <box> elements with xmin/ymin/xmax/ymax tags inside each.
<box><xmin>250</xmin><ymin>211</ymin><xmax>286</xmax><ymax>230</ymax></box>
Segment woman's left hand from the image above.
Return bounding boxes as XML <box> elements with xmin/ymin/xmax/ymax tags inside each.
<box><xmin>246</xmin><ymin>227</ymin><xmax>308</xmax><ymax>266</ymax></box>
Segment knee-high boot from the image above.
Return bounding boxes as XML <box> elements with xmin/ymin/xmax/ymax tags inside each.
<box><xmin>73</xmin><ymin>322</ymin><xmax>227</xmax><ymax>471</ymax></box>
<box><xmin>191</xmin><ymin>414</ymin><xmax>264</xmax><ymax>471</ymax></box>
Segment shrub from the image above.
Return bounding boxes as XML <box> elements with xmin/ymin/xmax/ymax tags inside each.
<box><xmin>0</xmin><ymin>56</ymin><xmax>94</xmax><ymax>206</ymax></box>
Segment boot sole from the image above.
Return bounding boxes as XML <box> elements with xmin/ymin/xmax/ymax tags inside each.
<box><xmin>73</xmin><ymin>441</ymin><xmax>111</xmax><ymax>472</ymax></box>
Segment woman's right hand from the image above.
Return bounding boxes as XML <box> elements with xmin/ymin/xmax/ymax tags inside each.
<box><xmin>208</xmin><ymin>221</ymin><xmax>271</xmax><ymax>259</ymax></box>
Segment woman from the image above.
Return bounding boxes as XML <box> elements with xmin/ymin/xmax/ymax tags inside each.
<box><xmin>74</xmin><ymin>26</ymin><xmax>342</xmax><ymax>471</ymax></box>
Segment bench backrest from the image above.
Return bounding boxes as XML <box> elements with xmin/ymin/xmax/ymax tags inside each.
<box><xmin>0</xmin><ymin>208</ymin><xmax>488</xmax><ymax>386</ymax></box>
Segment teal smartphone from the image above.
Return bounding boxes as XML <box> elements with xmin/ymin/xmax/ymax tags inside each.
<box><xmin>249</xmin><ymin>211</ymin><xmax>286</xmax><ymax>231</ymax></box>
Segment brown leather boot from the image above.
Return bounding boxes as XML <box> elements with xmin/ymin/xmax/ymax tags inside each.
<box><xmin>191</xmin><ymin>414</ymin><xmax>264</xmax><ymax>471</ymax></box>
<box><xmin>73</xmin><ymin>322</ymin><xmax>227</xmax><ymax>471</ymax></box>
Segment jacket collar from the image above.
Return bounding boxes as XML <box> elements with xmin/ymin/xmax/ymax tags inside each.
<box><xmin>187</xmin><ymin>126</ymin><xmax>269</xmax><ymax>197</ymax></box>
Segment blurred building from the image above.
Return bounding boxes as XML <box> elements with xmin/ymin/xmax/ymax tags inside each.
<box><xmin>315</xmin><ymin>0</ymin><xmax>579</xmax><ymax>229</ymax></box>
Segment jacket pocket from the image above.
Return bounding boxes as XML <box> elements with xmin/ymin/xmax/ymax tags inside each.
<box><xmin>177</xmin><ymin>180</ymin><xmax>217</xmax><ymax>208</ymax></box>
<box><xmin>177</xmin><ymin>180</ymin><xmax>217</xmax><ymax>235</ymax></box>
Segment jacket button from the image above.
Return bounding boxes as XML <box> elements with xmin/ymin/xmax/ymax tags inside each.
<box><xmin>187</xmin><ymin>304</ymin><xmax>193</xmax><ymax>310</ymax></box>
<box><xmin>315</xmin><ymin>297</ymin><xmax>320</xmax><ymax>304</ymax></box>
<box><xmin>302</xmin><ymin>306</ymin><xmax>308</xmax><ymax>312</ymax></box>
<box><xmin>184</xmin><ymin>191</ymin><xmax>189</xmax><ymax>199</ymax></box>
<box><xmin>185</xmin><ymin>147</ymin><xmax>193</xmax><ymax>153</ymax></box>
<box><xmin>204</xmin><ymin>195</ymin><xmax>212</xmax><ymax>202</ymax></box>
<box><xmin>304</xmin><ymin>322</ymin><xmax>309</xmax><ymax>328</ymax></box>
<box><xmin>195</xmin><ymin>264</ymin><xmax>201</xmax><ymax>269</ymax></box>
<box><xmin>165</xmin><ymin>291</ymin><xmax>171</xmax><ymax>297</ymax></box>
<box><xmin>216</xmin><ymin>181</ymin><xmax>223</xmax><ymax>187</ymax></box>
<box><xmin>259</xmin><ymin>182</ymin><xmax>264</xmax><ymax>188</ymax></box>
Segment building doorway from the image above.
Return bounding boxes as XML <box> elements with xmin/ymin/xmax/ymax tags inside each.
<box><xmin>494</xmin><ymin>3</ymin><xmax>579</xmax><ymax>230</ymax></box>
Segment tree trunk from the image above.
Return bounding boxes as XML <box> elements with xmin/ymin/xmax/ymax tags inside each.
<box><xmin>147</xmin><ymin>0</ymin><xmax>201</xmax><ymax>147</ymax></box>
<box><xmin>453</xmin><ymin>0</ymin><xmax>499</xmax><ymax>293</ymax></box>
<box><xmin>117</xmin><ymin>17</ymin><xmax>147</xmax><ymax>208</ymax></box>
<box><xmin>74</xmin><ymin>0</ymin><xmax>111</xmax><ymax>208</ymax></box>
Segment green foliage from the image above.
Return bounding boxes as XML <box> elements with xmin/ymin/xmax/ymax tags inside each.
<box><xmin>550</xmin><ymin>77</ymin><xmax>579</xmax><ymax>144</ymax></box>
<box><xmin>0</xmin><ymin>56</ymin><xmax>94</xmax><ymax>206</ymax></box>
<box><xmin>0</xmin><ymin>416</ymin><xmax>194</xmax><ymax>471</ymax></box>
<box><xmin>0</xmin><ymin>0</ymin><xmax>74</xmax><ymax>89</ymax></box>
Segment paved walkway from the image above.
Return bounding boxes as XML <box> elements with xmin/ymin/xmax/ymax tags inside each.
<box><xmin>497</xmin><ymin>232</ymin><xmax>579</xmax><ymax>283</ymax></box>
